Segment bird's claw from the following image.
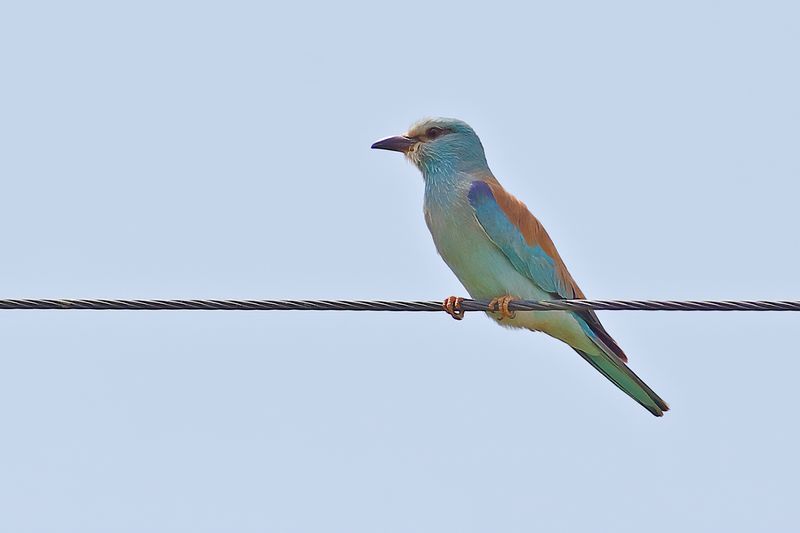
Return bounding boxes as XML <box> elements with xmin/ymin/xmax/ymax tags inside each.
<box><xmin>488</xmin><ymin>295</ymin><xmax>517</xmax><ymax>320</ymax></box>
<box><xmin>442</xmin><ymin>296</ymin><xmax>465</xmax><ymax>320</ymax></box>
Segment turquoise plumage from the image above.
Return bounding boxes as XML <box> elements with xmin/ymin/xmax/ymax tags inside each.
<box><xmin>372</xmin><ymin>118</ymin><xmax>668</xmax><ymax>416</ymax></box>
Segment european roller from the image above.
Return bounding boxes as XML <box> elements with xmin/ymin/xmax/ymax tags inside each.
<box><xmin>372</xmin><ymin>118</ymin><xmax>669</xmax><ymax>416</ymax></box>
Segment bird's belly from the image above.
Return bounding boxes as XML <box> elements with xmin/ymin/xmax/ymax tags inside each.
<box><xmin>427</xmin><ymin>208</ymin><xmax>595</xmax><ymax>351</ymax></box>
<box><xmin>431</xmin><ymin>214</ymin><xmax>538</xmax><ymax>300</ymax></box>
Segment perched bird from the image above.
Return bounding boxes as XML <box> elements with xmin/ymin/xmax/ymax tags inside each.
<box><xmin>372</xmin><ymin>118</ymin><xmax>668</xmax><ymax>416</ymax></box>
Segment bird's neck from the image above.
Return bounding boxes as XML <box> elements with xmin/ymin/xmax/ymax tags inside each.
<box><xmin>422</xmin><ymin>163</ymin><xmax>496</xmax><ymax>208</ymax></box>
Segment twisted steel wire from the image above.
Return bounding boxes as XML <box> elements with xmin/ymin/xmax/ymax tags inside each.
<box><xmin>0</xmin><ymin>298</ymin><xmax>799</xmax><ymax>312</ymax></box>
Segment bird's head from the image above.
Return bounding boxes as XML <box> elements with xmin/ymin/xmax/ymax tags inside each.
<box><xmin>371</xmin><ymin>117</ymin><xmax>488</xmax><ymax>175</ymax></box>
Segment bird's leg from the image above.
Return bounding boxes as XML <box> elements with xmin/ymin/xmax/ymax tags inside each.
<box><xmin>488</xmin><ymin>295</ymin><xmax>517</xmax><ymax>320</ymax></box>
<box><xmin>442</xmin><ymin>296</ymin><xmax>465</xmax><ymax>320</ymax></box>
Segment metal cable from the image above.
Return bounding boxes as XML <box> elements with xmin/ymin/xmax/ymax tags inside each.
<box><xmin>0</xmin><ymin>298</ymin><xmax>799</xmax><ymax>312</ymax></box>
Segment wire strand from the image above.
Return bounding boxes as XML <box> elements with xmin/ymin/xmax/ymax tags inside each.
<box><xmin>0</xmin><ymin>298</ymin><xmax>799</xmax><ymax>312</ymax></box>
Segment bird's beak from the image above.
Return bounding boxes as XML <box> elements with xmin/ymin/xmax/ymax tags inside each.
<box><xmin>371</xmin><ymin>135</ymin><xmax>416</xmax><ymax>153</ymax></box>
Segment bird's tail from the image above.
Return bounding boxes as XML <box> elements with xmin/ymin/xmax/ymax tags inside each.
<box><xmin>573</xmin><ymin>347</ymin><xmax>669</xmax><ymax>417</ymax></box>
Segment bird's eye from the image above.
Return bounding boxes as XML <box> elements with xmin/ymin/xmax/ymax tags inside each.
<box><xmin>426</xmin><ymin>127</ymin><xmax>443</xmax><ymax>139</ymax></box>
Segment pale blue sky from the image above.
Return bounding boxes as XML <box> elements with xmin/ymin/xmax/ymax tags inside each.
<box><xmin>1</xmin><ymin>1</ymin><xmax>799</xmax><ymax>531</ymax></box>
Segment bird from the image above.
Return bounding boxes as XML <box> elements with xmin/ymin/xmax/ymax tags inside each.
<box><xmin>372</xmin><ymin>117</ymin><xmax>669</xmax><ymax>416</ymax></box>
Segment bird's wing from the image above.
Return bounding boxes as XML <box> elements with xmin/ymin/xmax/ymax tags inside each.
<box><xmin>468</xmin><ymin>180</ymin><xmax>669</xmax><ymax>416</ymax></box>
<box><xmin>466</xmin><ymin>179</ymin><xmax>628</xmax><ymax>363</ymax></box>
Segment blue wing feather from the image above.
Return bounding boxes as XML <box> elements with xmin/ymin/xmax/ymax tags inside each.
<box><xmin>467</xmin><ymin>182</ymin><xmax>667</xmax><ymax>414</ymax></box>
<box><xmin>468</xmin><ymin>180</ymin><xmax>632</xmax><ymax>363</ymax></box>
<box><xmin>467</xmin><ymin>181</ymin><xmax>571</xmax><ymax>298</ymax></box>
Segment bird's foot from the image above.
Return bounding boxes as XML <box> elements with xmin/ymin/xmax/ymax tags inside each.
<box><xmin>442</xmin><ymin>296</ymin><xmax>465</xmax><ymax>320</ymax></box>
<box><xmin>488</xmin><ymin>295</ymin><xmax>517</xmax><ymax>320</ymax></box>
